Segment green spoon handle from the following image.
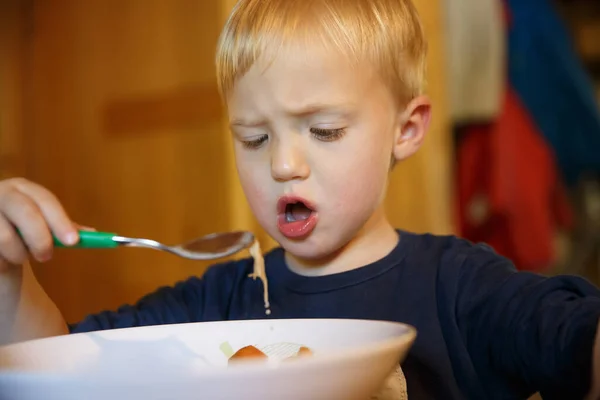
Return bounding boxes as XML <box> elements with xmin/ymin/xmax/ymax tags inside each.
<box><xmin>53</xmin><ymin>230</ymin><xmax>119</xmax><ymax>248</ymax></box>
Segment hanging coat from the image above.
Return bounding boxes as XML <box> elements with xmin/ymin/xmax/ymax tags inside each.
<box><xmin>457</xmin><ymin>88</ymin><xmax>573</xmax><ymax>271</ymax></box>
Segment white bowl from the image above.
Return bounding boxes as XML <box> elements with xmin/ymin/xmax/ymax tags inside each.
<box><xmin>0</xmin><ymin>318</ymin><xmax>416</xmax><ymax>400</ymax></box>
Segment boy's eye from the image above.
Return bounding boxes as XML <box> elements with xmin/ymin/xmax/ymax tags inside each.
<box><xmin>241</xmin><ymin>135</ymin><xmax>268</xmax><ymax>149</ymax></box>
<box><xmin>310</xmin><ymin>127</ymin><xmax>346</xmax><ymax>142</ymax></box>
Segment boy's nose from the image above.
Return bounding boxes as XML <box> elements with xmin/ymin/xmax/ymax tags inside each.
<box><xmin>270</xmin><ymin>139</ymin><xmax>310</xmax><ymax>182</ymax></box>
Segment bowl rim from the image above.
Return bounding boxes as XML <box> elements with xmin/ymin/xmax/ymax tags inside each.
<box><xmin>0</xmin><ymin>318</ymin><xmax>418</xmax><ymax>381</ymax></box>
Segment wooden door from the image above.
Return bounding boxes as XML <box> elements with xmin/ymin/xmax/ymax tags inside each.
<box><xmin>1</xmin><ymin>0</ymin><xmax>452</xmax><ymax>324</ymax></box>
<box><xmin>0</xmin><ymin>0</ymin><xmax>27</xmax><ymax>180</ymax></box>
<box><xmin>14</xmin><ymin>0</ymin><xmax>234</xmax><ymax>323</ymax></box>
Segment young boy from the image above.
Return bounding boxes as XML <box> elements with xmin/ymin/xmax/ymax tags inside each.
<box><xmin>0</xmin><ymin>0</ymin><xmax>599</xmax><ymax>398</ymax></box>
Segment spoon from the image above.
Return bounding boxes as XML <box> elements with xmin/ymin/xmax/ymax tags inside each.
<box><xmin>51</xmin><ymin>230</ymin><xmax>256</xmax><ymax>261</ymax></box>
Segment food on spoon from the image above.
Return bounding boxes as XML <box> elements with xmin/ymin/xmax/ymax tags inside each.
<box><xmin>248</xmin><ymin>240</ymin><xmax>271</xmax><ymax>315</ymax></box>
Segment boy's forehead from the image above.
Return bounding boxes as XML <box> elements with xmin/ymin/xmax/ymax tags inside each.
<box><xmin>228</xmin><ymin>45</ymin><xmax>380</xmax><ymax>113</ymax></box>
<box><xmin>250</xmin><ymin>43</ymin><xmax>357</xmax><ymax>82</ymax></box>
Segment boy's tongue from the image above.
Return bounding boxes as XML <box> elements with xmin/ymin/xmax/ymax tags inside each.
<box><xmin>286</xmin><ymin>203</ymin><xmax>312</xmax><ymax>222</ymax></box>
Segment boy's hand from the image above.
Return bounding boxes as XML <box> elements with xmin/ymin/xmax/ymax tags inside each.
<box><xmin>0</xmin><ymin>178</ymin><xmax>80</xmax><ymax>272</ymax></box>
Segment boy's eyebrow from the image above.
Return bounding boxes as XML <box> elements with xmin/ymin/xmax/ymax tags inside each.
<box><xmin>230</xmin><ymin>103</ymin><xmax>355</xmax><ymax>127</ymax></box>
<box><xmin>285</xmin><ymin>102</ymin><xmax>356</xmax><ymax>117</ymax></box>
<box><xmin>230</xmin><ymin>119</ymin><xmax>266</xmax><ymax>128</ymax></box>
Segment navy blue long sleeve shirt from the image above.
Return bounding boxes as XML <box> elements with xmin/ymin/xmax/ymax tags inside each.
<box><xmin>70</xmin><ymin>231</ymin><xmax>600</xmax><ymax>399</ymax></box>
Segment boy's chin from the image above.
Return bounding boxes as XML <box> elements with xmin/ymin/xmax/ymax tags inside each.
<box><xmin>277</xmin><ymin>235</ymin><xmax>341</xmax><ymax>261</ymax></box>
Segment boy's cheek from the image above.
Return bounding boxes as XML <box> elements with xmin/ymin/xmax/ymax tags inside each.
<box><xmin>239</xmin><ymin>178</ymin><xmax>271</xmax><ymax>211</ymax></box>
<box><xmin>333</xmin><ymin>158</ymin><xmax>388</xmax><ymax>195</ymax></box>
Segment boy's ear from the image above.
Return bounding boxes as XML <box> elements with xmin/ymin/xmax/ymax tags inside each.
<box><xmin>392</xmin><ymin>95</ymin><xmax>432</xmax><ymax>162</ymax></box>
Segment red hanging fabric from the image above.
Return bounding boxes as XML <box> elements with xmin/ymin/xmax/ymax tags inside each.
<box><xmin>456</xmin><ymin>88</ymin><xmax>573</xmax><ymax>271</ymax></box>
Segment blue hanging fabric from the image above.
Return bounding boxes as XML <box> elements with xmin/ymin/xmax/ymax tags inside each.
<box><xmin>505</xmin><ymin>0</ymin><xmax>600</xmax><ymax>185</ymax></box>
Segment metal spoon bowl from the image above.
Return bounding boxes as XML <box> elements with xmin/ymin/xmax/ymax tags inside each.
<box><xmin>53</xmin><ymin>230</ymin><xmax>256</xmax><ymax>261</ymax></box>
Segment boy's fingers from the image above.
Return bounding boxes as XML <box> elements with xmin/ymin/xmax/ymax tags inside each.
<box><xmin>0</xmin><ymin>211</ymin><xmax>29</xmax><ymax>265</ymax></box>
<box><xmin>12</xmin><ymin>180</ymin><xmax>78</xmax><ymax>246</ymax></box>
<box><xmin>1</xmin><ymin>190</ymin><xmax>53</xmax><ymax>263</ymax></box>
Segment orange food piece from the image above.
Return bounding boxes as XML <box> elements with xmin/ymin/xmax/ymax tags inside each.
<box><xmin>228</xmin><ymin>345</ymin><xmax>267</xmax><ymax>363</ymax></box>
<box><xmin>228</xmin><ymin>345</ymin><xmax>313</xmax><ymax>364</ymax></box>
<box><xmin>284</xmin><ymin>346</ymin><xmax>314</xmax><ymax>361</ymax></box>
<box><xmin>297</xmin><ymin>346</ymin><xmax>312</xmax><ymax>356</ymax></box>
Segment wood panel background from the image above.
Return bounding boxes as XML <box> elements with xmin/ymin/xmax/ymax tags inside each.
<box><xmin>386</xmin><ymin>0</ymin><xmax>453</xmax><ymax>235</ymax></box>
<box><xmin>0</xmin><ymin>0</ymin><xmax>453</xmax><ymax>323</ymax></box>
<box><xmin>0</xmin><ymin>0</ymin><xmax>27</xmax><ymax>180</ymax></box>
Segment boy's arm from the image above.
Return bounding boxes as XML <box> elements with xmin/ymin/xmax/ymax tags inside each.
<box><xmin>0</xmin><ymin>262</ymin><xmax>68</xmax><ymax>345</ymax></box>
<box><xmin>454</xmin><ymin>245</ymin><xmax>600</xmax><ymax>399</ymax></box>
<box><xmin>68</xmin><ymin>262</ymin><xmax>235</xmax><ymax>334</ymax></box>
<box><xmin>0</xmin><ymin>177</ymin><xmax>76</xmax><ymax>345</ymax></box>
<box><xmin>69</xmin><ymin>276</ymin><xmax>206</xmax><ymax>333</ymax></box>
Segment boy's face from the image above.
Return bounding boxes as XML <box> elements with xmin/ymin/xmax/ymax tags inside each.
<box><xmin>227</xmin><ymin>44</ymin><xmax>426</xmax><ymax>260</ymax></box>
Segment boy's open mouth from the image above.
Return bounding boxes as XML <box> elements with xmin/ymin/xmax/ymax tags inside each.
<box><xmin>277</xmin><ymin>196</ymin><xmax>318</xmax><ymax>239</ymax></box>
<box><xmin>285</xmin><ymin>202</ymin><xmax>312</xmax><ymax>223</ymax></box>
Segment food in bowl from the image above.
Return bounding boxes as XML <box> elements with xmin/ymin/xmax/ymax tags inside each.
<box><xmin>295</xmin><ymin>346</ymin><xmax>312</xmax><ymax>357</ymax></box>
<box><xmin>227</xmin><ymin>343</ymin><xmax>313</xmax><ymax>364</ymax></box>
<box><xmin>228</xmin><ymin>345</ymin><xmax>267</xmax><ymax>362</ymax></box>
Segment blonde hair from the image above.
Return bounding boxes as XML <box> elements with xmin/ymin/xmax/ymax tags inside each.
<box><xmin>216</xmin><ymin>0</ymin><xmax>427</xmax><ymax>105</ymax></box>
